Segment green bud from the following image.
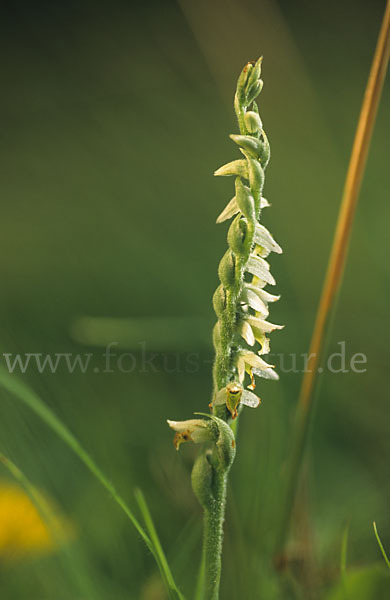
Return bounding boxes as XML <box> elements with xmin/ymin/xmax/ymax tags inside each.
<box><xmin>236</xmin><ymin>62</ymin><xmax>253</xmax><ymax>104</ymax></box>
<box><xmin>218</xmin><ymin>249</ymin><xmax>235</xmax><ymax>287</ymax></box>
<box><xmin>246</xmin><ymin>79</ymin><xmax>263</xmax><ymax>105</ymax></box>
<box><xmin>191</xmin><ymin>451</ymin><xmax>214</xmax><ymax>509</ymax></box>
<box><xmin>227</xmin><ymin>214</ymin><xmax>248</xmax><ymax>256</ymax></box>
<box><xmin>245</xmin><ymin>57</ymin><xmax>262</xmax><ymax>93</ymax></box>
<box><xmin>244</xmin><ymin>111</ymin><xmax>263</xmax><ymax>133</ymax></box>
<box><xmin>247</xmin><ymin>159</ymin><xmax>265</xmax><ymax>213</ymax></box>
<box><xmin>212</xmin><ymin>321</ymin><xmax>222</xmax><ymax>350</ymax></box>
<box><xmin>212</xmin><ymin>284</ymin><xmax>227</xmax><ymax>318</ymax></box>
<box><xmin>212</xmin><ymin>415</ymin><xmax>236</xmax><ymax>471</ymax></box>
<box><xmin>191</xmin><ymin>416</ymin><xmax>235</xmax><ymax>509</ymax></box>
<box><xmin>259</xmin><ymin>130</ymin><xmax>271</xmax><ymax>167</ymax></box>
<box><xmin>214</xmin><ymin>159</ymin><xmax>248</xmax><ymax>179</ymax></box>
<box><xmin>235</xmin><ymin>178</ymin><xmax>255</xmax><ymax>220</ymax></box>
<box><xmin>230</xmin><ymin>134</ymin><xmax>265</xmax><ymax>160</ymax></box>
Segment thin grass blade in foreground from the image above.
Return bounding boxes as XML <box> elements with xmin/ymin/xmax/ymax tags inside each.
<box><xmin>0</xmin><ymin>367</ymin><xmax>184</xmax><ymax>600</ymax></box>
<box><xmin>276</xmin><ymin>0</ymin><xmax>390</xmax><ymax>557</ymax></box>
<box><xmin>0</xmin><ymin>453</ymin><xmax>100</xmax><ymax>600</ymax></box>
<box><xmin>135</xmin><ymin>488</ymin><xmax>186</xmax><ymax>600</ymax></box>
<box><xmin>373</xmin><ymin>522</ymin><xmax>390</xmax><ymax>569</ymax></box>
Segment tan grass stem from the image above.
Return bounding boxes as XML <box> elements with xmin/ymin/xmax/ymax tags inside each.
<box><xmin>276</xmin><ymin>0</ymin><xmax>390</xmax><ymax>557</ymax></box>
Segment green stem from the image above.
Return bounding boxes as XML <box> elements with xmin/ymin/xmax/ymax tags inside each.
<box><xmin>203</xmin><ymin>472</ymin><xmax>228</xmax><ymax>600</ymax></box>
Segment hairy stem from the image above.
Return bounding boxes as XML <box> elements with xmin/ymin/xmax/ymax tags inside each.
<box><xmin>203</xmin><ymin>472</ymin><xmax>228</xmax><ymax>600</ymax></box>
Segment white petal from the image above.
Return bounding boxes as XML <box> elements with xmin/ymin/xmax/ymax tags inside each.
<box><xmin>247</xmin><ymin>316</ymin><xmax>284</xmax><ymax>333</ymax></box>
<box><xmin>216</xmin><ymin>197</ymin><xmax>240</xmax><ymax>223</ymax></box>
<box><xmin>254</xmin><ymin>223</ymin><xmax>282</xmax><ymax>254</ymax></box>
<box><xmin>241</xmin><ymin>286</ymin><xmax>269</xmax><ymax>315</ymax></box>
<box><xmin>241</xmin><ymin>350</ymin><xmax>274</xmax><ymax>371</ymax></box>
<box><xmin>167</xmin><ymin>418</ymin><xmax>211</xmax><ymax>446</ymax></box>
<box><xmin>246</xmin><ymin>255</ymin><xmax>276</xmax><ymax>285</ymax></box>
<box><xmin>252</xmin><ymin>367</ymin><xmax>279</xmax><ymax>381</ymax></box>
<box><xmin>238</xmin><ymin>320</ymin><xmax>255</xmax><ymax>346</ymax></box>
<box><xmin>237</xmin><ymin>356</ymin><xmax>245</xmax><ymax>383</ymax></box>
<box><xmin>241</xmin><ymin>389</ymin><xmax>261</xmax><ymax>408</ymax></box>
<box><xmin>167</xmin><ymin>419</ymin><xmax>207</xmax><ymax>433</ymax></box>
<box><xmin>258</xmin><ymin>291</ymin><xmax>280</xmax><ymax>303</ymax></box>
<box><xmin>261</xmin><ymin>197</ymin><xmax>270</xmax><ymax>208</ymax></box>
<box><xmin>245</xmin><ymin>281</ymin><xmax>280</xmax><ymax>304</ymax></box>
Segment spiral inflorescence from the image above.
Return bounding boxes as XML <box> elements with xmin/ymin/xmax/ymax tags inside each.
<box><xmin>212</xmin><ymin>58</ymin><xmax>283</xmax><ymax>420</ymax></box>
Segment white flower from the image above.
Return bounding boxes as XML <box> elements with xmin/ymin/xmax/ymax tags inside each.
<box><xmin>216</xmin><ymin>196</ymin><xmax>269</xmax><ymax>224</ymax></box>
<box><xmin>254</xmin><ymin>223</ymin><xmax>282</xmax><ymax>254</ymax></box>
<box><xmin>237</xmin><ymin>350</ymin><xmax>277</xmax><ymax>386</ymax></box>
<box><xmin>212</xmin><ymin>382</ymin><xmax>261</xmax><ymax>419</ymax></box>
<box><xmin>246</xmin><ymin>255</ymin><xmax>276</xmax><ymax>285</ymax></box>
<box><xmin>245</xmin><ymin>284</ymin><xmax>280</xmax><ymax>304</ymax></box>
<box><xmin>247</xmin><ymin>316</ymin><xmax>284</xmax><ymax>333</ymax></box>
<box><xmin>238</xmin><ymin>320</ymin><xmax>255</xmax><ymax>346</ymax></box>
<box><xmin>240</xmin><ymin>286</ymin><xmax>269</xmax><ymax>316</ymax></box>
<box><xmin>167</xmin><ymin>419</ymin><xmax>211</xmax><ymax>450</ymax></box>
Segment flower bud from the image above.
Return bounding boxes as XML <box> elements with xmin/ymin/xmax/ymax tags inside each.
<box><xmin>258</xmin><ymin>130</ymin><xmax>271</xmax><ymax>167</ymax></box>
<box><xmin>230</xmin><ymin>134</ymin><xmax>265</xmax><ymax>160</ymax></box>
<box><xmin>246</xmin><ymin>80</ymin><xmax>263</xmax><ymax>105</ymax></box>
<box><xmin>212</xmin><ymin>321</ymin><xmax>222</xmax><ymax>349</ymax></box>
<box><xmin>218</xmin><ymin>250</ymin><xmax>235</xmax><ymax>288</ymax></box>
<box><xmin>245</xmin><ymin>57</ymin><xmax>262</xmax><ymax>93</ymax></box>
<box><xmin>235</xmin><ymin>178</ymin><xmax>256</xmax><ymax>220</ymax></box>
<box><xmin>191</xmin><ymin>452</ymin><xmax>214</xmax><ymax>509</ymax></box>
<box><xmin>212</xmin><ymin>284</ymin><xmax>227</xmax><ymax>318</ymax></box>
<box><xmin>214</xmin><ymin>159</ymin><xmax>248</xmax><ymax>179</ymax></box>
<box><xmin>247</xmin><ymin>159</ymin><xmax>265</xmax><ymax>213</ymax></box>
<box><xmin>227</xmin><ymin>214</ymin><xmax>248</xmax><ymax>256</ymax></box>
<box><xmin>244</xmin><ymin>111</ymin><xmax>263</xmax><ymax>133</ymax></box>
<box><xmin>236</xmin><ymin>62</ymin><xmax>254</xmax><ymax>103</ymax></box>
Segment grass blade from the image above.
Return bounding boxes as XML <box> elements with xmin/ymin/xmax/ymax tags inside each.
<box><xmin>134</xmin><ymin>488</ymin><xmax>185</xmax><ymax>600</ymax></box>
<box><xmin>340</xmin><ymin>521</ymin><xmax>350</xmax><ymax>600</ymax></box>
<box><xmin>194</xmin><ymin>551</ymin><xmax>205</xmax><ymax>600</ymax></box>
<box><xmin>0</xmin><ymin>368</ymin><xmax>189</xmax><ymax>600</ymax></box>
<box><xmin>373</xmin><ymin>522</ymin><xmax>390</xmax><ymax>569</ymax></box>
<box><xmin>276</xmin><ymin>0</ymin><xmax>390</xmax><ymax>557</ymax></box>
<box><xmin>0</xmin><ymin>366</ymin><xmax>150</xmax><ymax>547</ymax></box>
<box><xmin>0</xmin><ymin>367</ymin><xmax>183</xmax><ymax>596</ymax></box>
<box><xmin>340</xmin><ymin>521</ymin><xmax>350</xmax><ymax>577</ymax></box>
<box><xmin>0</xmin><ymin>453</ymin><xmax>100</xmax><ymax>599</ymax></box>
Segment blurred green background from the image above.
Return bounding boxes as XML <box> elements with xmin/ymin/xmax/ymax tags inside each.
<box><xmin>0</xmin><ymin>0</ymin><xmax>389</xmax><ymax>598</ymax></box>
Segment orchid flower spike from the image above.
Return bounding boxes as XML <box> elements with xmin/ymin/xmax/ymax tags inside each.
<box><xmin>212</xmin><ymin>57</ymin><xmax>284</xmax><ymax>419</ymax></box>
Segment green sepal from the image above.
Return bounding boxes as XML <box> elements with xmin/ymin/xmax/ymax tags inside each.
<box><xmin>214</xmin><ymin>159</ymin><xmax>248</xmax><ymax>179</ymax></box>
<box><xmin>191</xmin><ymin>452</ymin><xmax>214</xmax><ymax>510</ymax></box>
<box><xmin>235</xmin><ymin>177</ymin><xmax>255</xmax><ymax>220</ymax></box>
<box><xmin>212</xmin><ymin>321</ymin><xmax>222</xmax><ymax>349</ymax></box>
<box><xmin>247</xmin><ymin>158</ymin><xmax>265</xmax><ymax>214</ymax></box>
<box><xmin>236</xmin><ymin>62</ymin><xmax>253</xmax><ymax>104</ymax></box>
<box><xmin>227</xmin><ymin>214</ymin><xmax>248</xmax><ymax>256</ymax></box>
<box><xmin>246</xmin><ymin>79</ymin><xmax>263</xmax><ymax>105</ymax></box>
<box><xmin>212</xmin><ymin>284</ymin><xmax>227</xmax><ymax>318</ymax></box>
<box><xmin>259</xmin><ymin>130</ymin><xmax>271</xmax><ymax>167</ymax></box>
<box><xmin>245</xmin><ymin>57</ymin><xmax>262</xmax><ymax>94</ymax></box>
<box><xmin>244</xmin><ymin>111</ymin><xmax>262</xmax><ymax>133</ymax></box>
<box><xmin>230</xmin><ymin>134</ymin><xmax>265</xmax><ymax>160</ymax></box>
<box><xmin>194</xmin><ymin>413</ymin><xmax>236</xmax><ymax>472</ymax></box>
<box><xmin>218</xmin><ymin>249</ymin><xmax>236</xmax><ymax>287</ymax></box>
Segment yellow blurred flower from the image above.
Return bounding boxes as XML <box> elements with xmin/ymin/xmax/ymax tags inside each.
<box><xmin>0</xmin><ymin>481</ymin><xmax>73</xmax><ymax>561</ymax></box>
